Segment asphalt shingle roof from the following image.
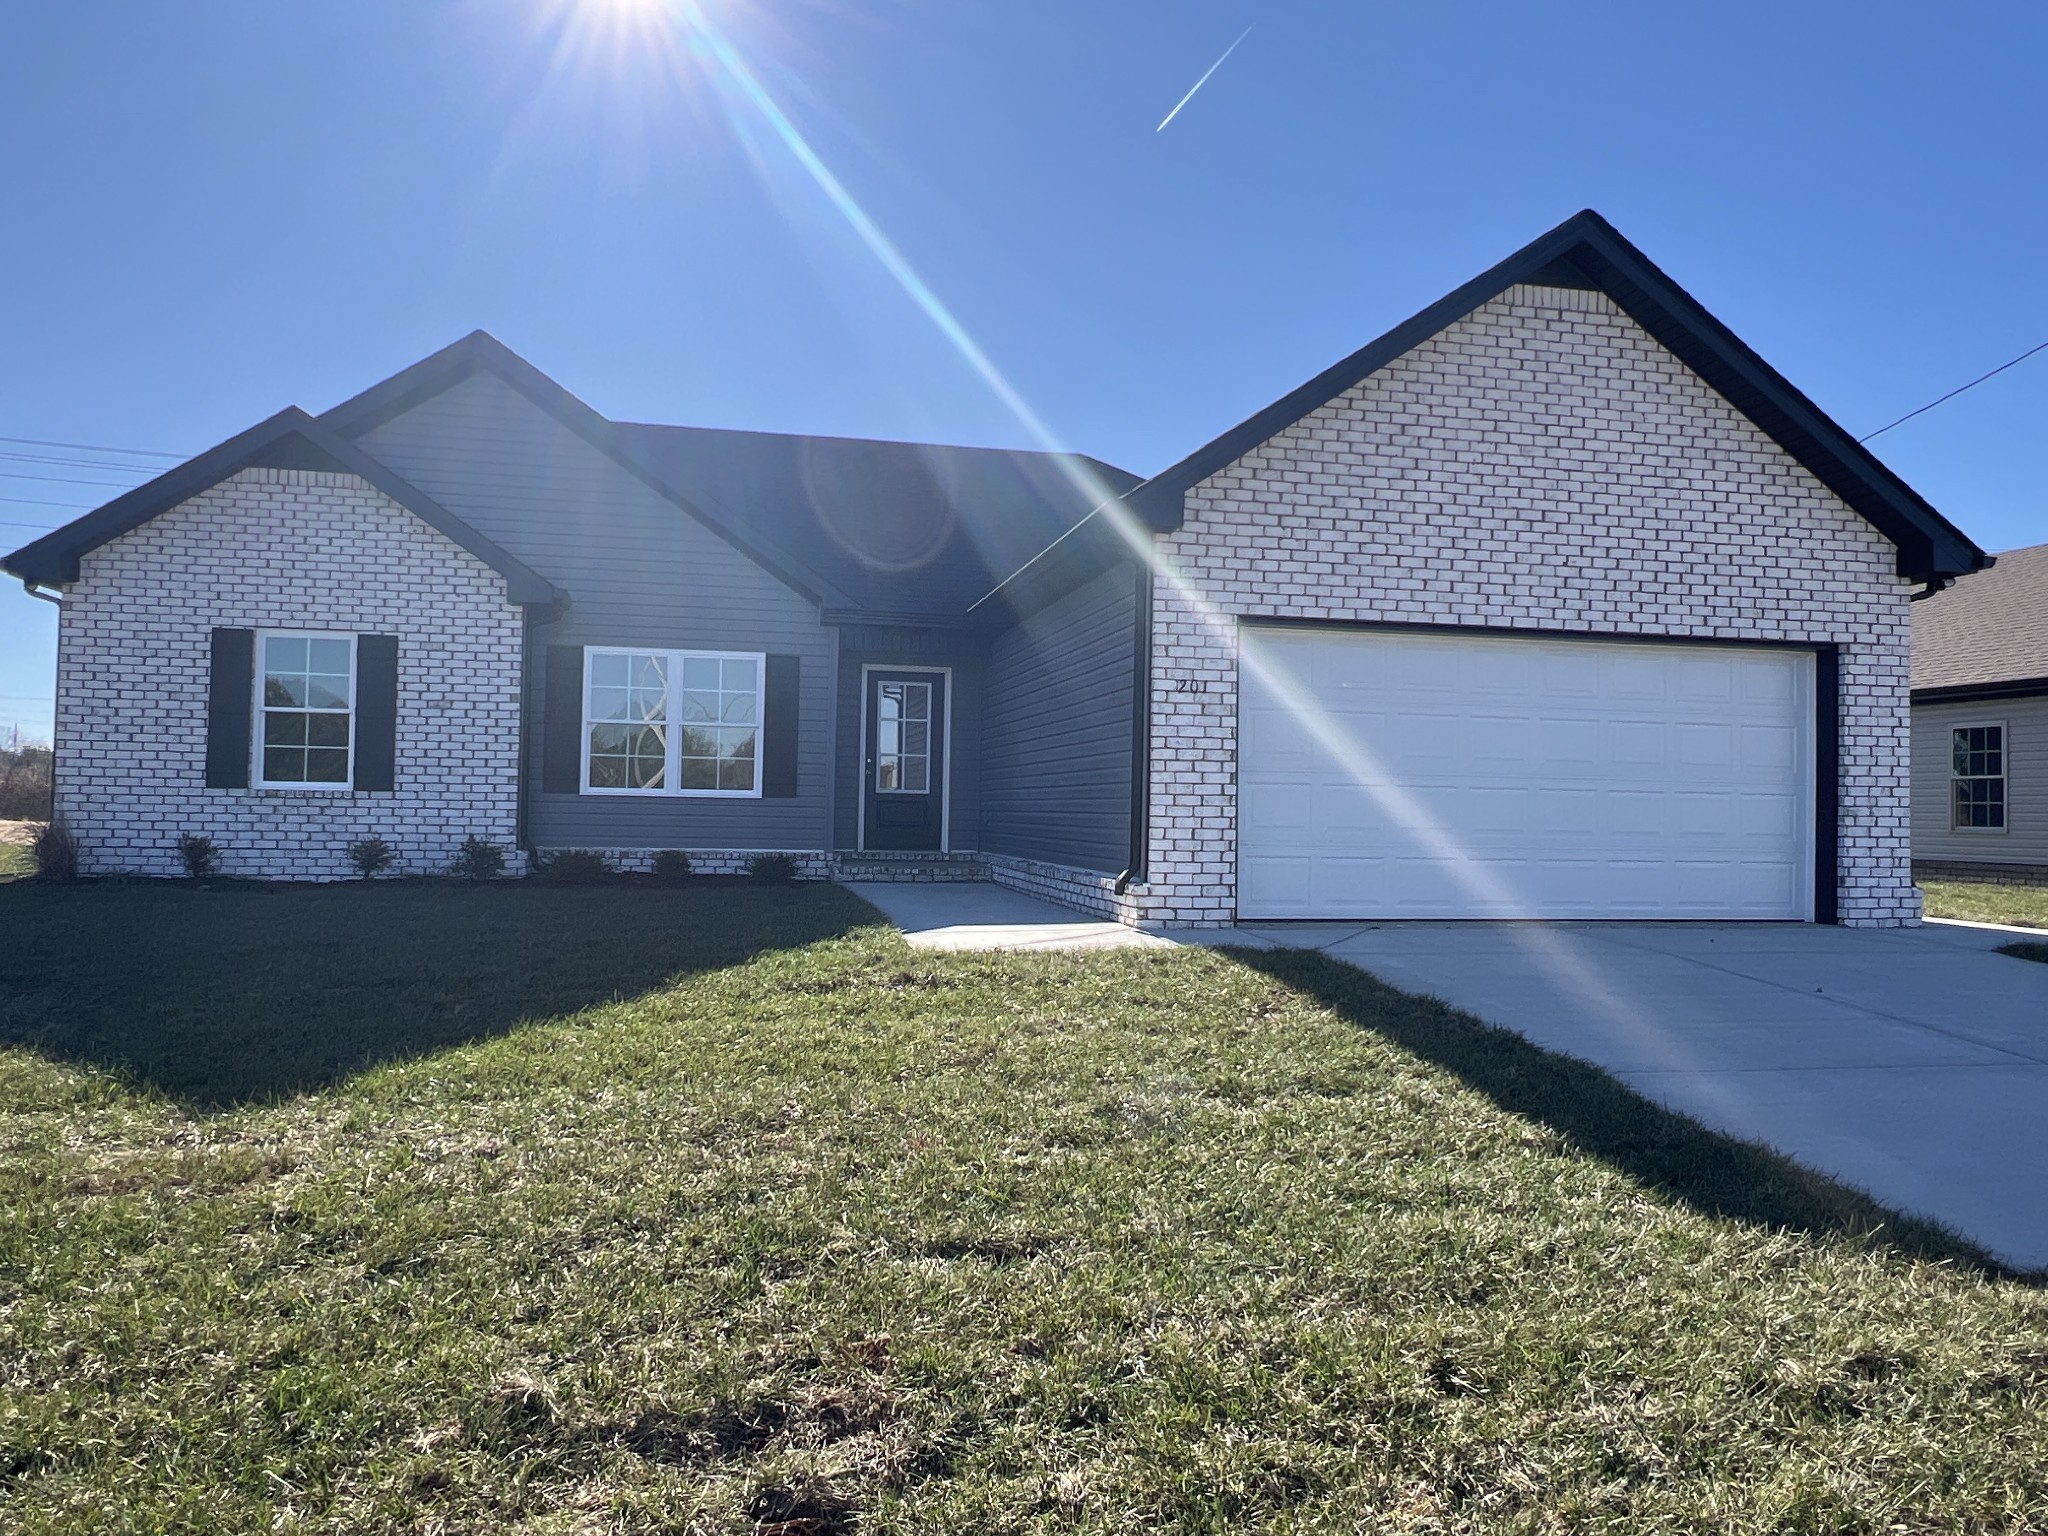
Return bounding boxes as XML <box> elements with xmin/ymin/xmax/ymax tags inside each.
<box><xmin>1912</xmin><ymin>542</ymin><xmax>2048</xmax><ymax>692</ymax></box>
<box><xmin>607</xmin><ymin>423</ymin><xmax>1140</xmax><ymax>620</ymax></box>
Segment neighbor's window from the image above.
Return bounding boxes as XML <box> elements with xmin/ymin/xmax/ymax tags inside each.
<box><xmin>1952</xmin><ymin>723</ymin><xmax>2007</xmax><ymax>831</ymax></box>
<box><xmin>256</xmin><ymin>632</ymin><xmax>355</xmax><ymax>788</ymax></box>
<box><xmin>584</xmin><ymin>648</ymin><xmax>762</xmax><ymax>796</ymax></box>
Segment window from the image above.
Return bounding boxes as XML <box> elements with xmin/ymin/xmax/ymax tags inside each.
<box><xmin>583</xmin><ymin>648</ymin><xmax>762</xmax><ymax>796</ymax></box>
<box><xmin>1952</xmin><ymin>723</ymin><xmax>2007</xmax><ymax>831</ymax></box>
<box><xmin>874</xmin><ymin>681</ymin><xmax>930</xmax><ymax>793</ymax></box>
<box><xmin>255</xmin><ymin>632</ymin><xmax>355</xmax><ymax>788</ymax></box>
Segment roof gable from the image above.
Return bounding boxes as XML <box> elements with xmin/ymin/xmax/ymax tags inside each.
<box><xmin>607</xmin><ymin>423</ymin><xmax>1139</xmax><ymax>621</ymax></box>
<box><xmin>1</xmin><ymin>407</ymin><xmax>562</xmax><ymax>606</ymax></box>
<box><xmin>1126</xmin><ymin>210</ymin><xmax>1988</xmax><ymax>584</ymax></box>
<box><xmin>322</xmin><ymin>332</ymin><xmax>866</xmax><ymax>611</ymax></box>
<box><xmin>322</xmin><ymin>331</ymin><xmax>1138</xmax><ymax>620</ymax></box>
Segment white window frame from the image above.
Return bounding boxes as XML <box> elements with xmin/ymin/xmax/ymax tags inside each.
<box><xmin>252</xmin><ymin>629</ymin><xmax>358</xmax><ymax>792</ymax></box>
<box><xmin>580</xmin><ymin>646</ymin><xmax>766</xmax><ymax>799</ymax></box>
<box><xmin>1950</xmin><ymin>719</ymin><xmax>2009</xmax><ymax>834</ymax></box>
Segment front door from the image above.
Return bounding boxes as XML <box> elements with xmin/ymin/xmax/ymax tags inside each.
<box><xmin>863</xmin><ymin>669</ymin><xmax>947</xmax><ymax>850</ymax></box>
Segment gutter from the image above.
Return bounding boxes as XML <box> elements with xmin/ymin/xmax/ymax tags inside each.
<box><xmin>1911</xmin><ymin>676</ymin><xmax>2048</xmax><ymax>707</ymax></box>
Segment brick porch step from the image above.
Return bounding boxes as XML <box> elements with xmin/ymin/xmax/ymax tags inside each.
<box><xmin>831</xmin><ymin>851</ymin><xmax>990</xmax><ymax>883</ymax></box>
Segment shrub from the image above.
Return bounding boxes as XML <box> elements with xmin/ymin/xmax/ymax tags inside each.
<box><xmin>746</xmin><ymin>852</ymin><xmax>800</xmax><ymax>886</ymax></box>
<box><xmin>650</xmin><ymin>849</ymin><xmax>693</xmax><ymax>884</ymax></box>
<box><xmin>176</xmin><ymin>833</ymin><xmax>220</xmax><ymax>881</ymax></box>
<box><xmin>0</xmin><ymin>742</ymin><xmax>53</xmax><ymax>821</ymax></box>
<box><xmin>540</xmin><ymin>848</ymin><xmax>612</xmax><ymax>885</ymax></box>
<box><xmin>346</xmin><ymin>836</ymin><xmax>394</xmax><ymax>880</ymax></box>
<box><xmin>33</xmin><ymin>822</ymin><xmax>78</xmax><ymax>882</ymax></box>
<box><xmin>452</xmin><ymin>836</ymin><xmax>506</xmax><ymax>882</ymax></box>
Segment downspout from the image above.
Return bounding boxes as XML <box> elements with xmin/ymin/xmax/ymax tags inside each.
<box><xmin>1114</xmin><ymin>559</ymin><xmax>1153</xmax><ymax>895</ymax></box>
<box><xmin>1908</xmin><ymin>578</ymin><xmax>1954</xmax><ymax>602</ymax></box>
<box><xmin>22</xmin><ymin>581</ymin><xmax>66</xmax><ymax>846</ymax></box>
<box><xmin>514</xmin><ymin>606</ymin><xmax>536</xmax><ymax>865</ymax></box>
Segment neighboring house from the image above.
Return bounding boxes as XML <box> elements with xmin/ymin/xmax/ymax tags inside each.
<box><xmin>1911</xmin><ymin>542</ymin><xmax>2048</xmax><ymax>884</ymax></box>
<box><xmin>2</xmin><ymin>210</ymin><xmax>1988</xmax><ymax>925</ymax></box>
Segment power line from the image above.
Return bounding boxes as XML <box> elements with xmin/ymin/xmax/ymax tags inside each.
<box><xmin>0</xmin><ymin>469</ymin><xmax>151</xmax><ymax>489</ymax></box>
<box><xmin>0</xmin><ymin>449</ymin><xmax>174</xmax><ymax>473</ymax></box>
<box><xmin>0</xmin><ymin>495</ymin><xmax>96</xmax><ymax>510</ymax></box>
<box><xmin>0</xmin><ymin>434</ymin><xmax>184</xmax><ymax>459</ymax></box>
<box><xmin>1861</xmin><ymin>336</ymin><xmax>2048</xmax><ymax>442</ymax></box>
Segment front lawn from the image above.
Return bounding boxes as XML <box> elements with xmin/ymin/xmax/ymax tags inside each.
<box><xmin>3</xmin><ymin>882</ymin><xmax>2046</xmax><ymax>1533</ymax></box>
<box><xmin>1921</xmin><ymin>879</ymin><xmax>2048</xmax><ymax>930</ymax></box>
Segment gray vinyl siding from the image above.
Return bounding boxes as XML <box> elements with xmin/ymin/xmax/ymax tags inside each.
<box><xmin>355</xmin><ymin>373</ymin><xmax>837</xmax><ymax>850</ymax></box>
<box><xmin>833</xmin><ymin>634</ymin><xmax>983</xmax><ymax>851</ymax></box>
<box><xmin>1912</xmin><ymin>694</ymin><xmax>2048</xmax><ymax>869</ymax></box>
<box><xmin>980</xmin><ymin>562</ymin><xmax>1138</xmax><ymax>872</ymax></box>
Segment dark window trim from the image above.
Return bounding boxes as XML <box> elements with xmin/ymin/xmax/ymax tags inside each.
<box><xmin>1947</xmin><ymin>719</ymin><xmax>2009</xmax><ymax>835</ymax></box>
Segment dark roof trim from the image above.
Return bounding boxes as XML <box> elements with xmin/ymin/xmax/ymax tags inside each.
<box><xmin>319</xmin><ymin>331</ymin><xmax>860</xmax><ymax>612</ymax></box>
<box><xmin>1</xmin><ymin>407</ymin><xmax>563</xmax><ymax>607</ymax></box>
<box><xmin>820</xmin><ymin>608</ymin><xmax>969</xmax><ymax>630</ymax></box>
<box><xmin>1123</xmin><ymin>209</ymin><xmax>1988</xmax><ymax>583</ymax></box>
<box><xmin>1912</xmin><ymin>677</ymin><xmax>2048</xmax><ymax>706</ymax></box>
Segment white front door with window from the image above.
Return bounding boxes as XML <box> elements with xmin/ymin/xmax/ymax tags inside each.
<box><xmin>1236</xmin><ymin>625</ymin><xmax>1817</xmax><ymax>921</ymax></box>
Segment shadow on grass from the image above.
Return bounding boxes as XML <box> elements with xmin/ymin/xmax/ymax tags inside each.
<box><xmin>0</xmin><ymin>879</ymin><xmax>876</xmax><ymax>1112</ymax></box>
<box><xmin>1230</xmin><ymin>945</ymin><xmax>2017</xmax><ymax>1281</ymax></box>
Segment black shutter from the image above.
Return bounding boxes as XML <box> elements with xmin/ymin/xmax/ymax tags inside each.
<box><xmin>542</xmin><ymin>645</ymin><xmax>585</xmax><ymax>794</ymax></box>
<box><xmin>354</xmin><ymin>635</ymin><xmax>399</xmax><ymax>792</ymax></box>
<box><xmin>762</xmin><ymin>654</ymin><xmax>800</xmax><ymax>798</ymax></box>
<box><xmin>205</xmin><ymin>628</ymin><xmax>255</xmax><ymax>789</ymax></box>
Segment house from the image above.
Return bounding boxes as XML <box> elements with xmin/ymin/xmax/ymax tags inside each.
<box><xmin>3</xmin><ymin>210</ymin><xmax>1988</xmax><ymax>925</ymax></box>
<box><xmin>1911</xmin><ymin>542</ymin><xmax>2048</xmax><ymax>885</ymax></box>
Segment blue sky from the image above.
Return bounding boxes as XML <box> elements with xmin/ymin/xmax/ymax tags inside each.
<box><xmin>3</xmin><ymin>0</ymin><xmax>2045</xmax><ymax>744</ymax></box>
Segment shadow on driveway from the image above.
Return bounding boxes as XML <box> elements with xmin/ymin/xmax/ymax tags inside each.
<box><xmin>1231</xmin><ymin>944</ymin><xmax>2015</xmax><ymax>1280</ymax></box>
<box><xmin>0</xmin><ymin>879</ymin><xmax>876</xmax><ymax>1111</ymax></box>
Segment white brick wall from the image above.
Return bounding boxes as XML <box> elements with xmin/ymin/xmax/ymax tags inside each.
<box><xmin>982</xmin><ymin>852</ymin><xmax>1147</xmax><ymax>924</ymax></box>
<box><xmin>54</xmin><ymin>468</ymin><xmax>526</xmax><ymax>879</ymax></box>
<box><xmin>1139</xmin><ymin>284</ymin><xmax>1921</xmax><ymax>928</ymax></box>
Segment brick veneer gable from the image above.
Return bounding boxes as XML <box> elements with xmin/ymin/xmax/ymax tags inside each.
<box><xmin>1138</xmin><ymin>284</ymin><xmax>1920</xmax><ymax>927</ymax></box>
<box><xmin>54</xmin><ymin>467</ymin><xmax>525</xmax><ymax>879</ymax></box>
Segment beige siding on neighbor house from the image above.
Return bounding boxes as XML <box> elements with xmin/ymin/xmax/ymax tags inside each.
<box><xmin>1913</xmin><ymin>694</ymin><xmax>2048</xmax><ymax>868</ymax></box>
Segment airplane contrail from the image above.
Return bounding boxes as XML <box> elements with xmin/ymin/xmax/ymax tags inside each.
<box><xmin>1155</xmin><ymin>25</ymin><xmax>1254</xmax><ymax>131</ymax></box>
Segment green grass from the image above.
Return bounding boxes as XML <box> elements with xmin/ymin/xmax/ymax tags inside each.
<box><xmin>4</xmin><ymin>882</ymin><xmax>2047</xmax><ymax>1533</ymax></box>
<box><xmin>0</xmin><ymin>840</ymin><xmax>31</xmax><ymax>880</ymax></box>
<box><xmin>1921</xmin><ymin>879</ymin><xmax>2048</xmax><ymax>930</ymax></box>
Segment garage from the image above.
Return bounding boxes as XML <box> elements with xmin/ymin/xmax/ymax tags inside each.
<box><xmin>1237</xmin><ymin>626</ymin><xmax>1818</xmax><ymax>921</ymax></box>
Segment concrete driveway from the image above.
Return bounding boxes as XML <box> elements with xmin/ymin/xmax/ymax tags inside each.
<box><xmin>1230</xmin><ymin>918</ymin><xmax>2048</xmax><ymax>1273</ymax></box>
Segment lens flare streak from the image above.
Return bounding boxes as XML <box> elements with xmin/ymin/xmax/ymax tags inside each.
<box><xmin>629</xmin><ymin>0</ymin><xmax>1715</xmax><ymax>1080</ymax></box>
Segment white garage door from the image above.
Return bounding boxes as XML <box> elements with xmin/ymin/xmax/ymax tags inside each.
<box><xmin>1237</xmin><ymin>626</ymin><xmax>1815</xmax><ymax>921</ymax></box>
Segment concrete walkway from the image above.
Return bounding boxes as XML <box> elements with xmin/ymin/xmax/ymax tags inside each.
<box><xmin>1228</xmin><ymin>917</ymin><xmax>2048</xmax><ymax>1273</ymax></box>
<box><xmin>840</xmin><ymin>881</ymin><xmax>1169</xmax><ymax>951</ymax></box>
